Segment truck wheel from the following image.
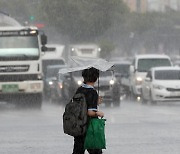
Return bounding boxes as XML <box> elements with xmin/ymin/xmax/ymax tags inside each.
<box><xmin>130</xmin><ymin>91</ymin><xmax>136</xmax><ymax>102</ymax></box>
<box><xmin>141</xmin><ymin>96</ymin><xmax>148</xmax><ymax>104</ymax></box>
<box><xmin>30</xmin><ymin>94</ymin><xmax>42</xmax><ymax>109</ymax></box>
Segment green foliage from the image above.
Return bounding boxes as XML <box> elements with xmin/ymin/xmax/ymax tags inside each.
<box><xmin>41</xmin><ymin>0</ymin><xmax>129</xmax><ymax>42</ymax></box>
<box><xmin>2</xmin><ymin>0</ymin><xmax>180</xmax><ymax>55</ymax></box>
<box><xmin>0</xmin><ymin>0</ymin><xmax>39</xmax><ymax>23</ymax></box>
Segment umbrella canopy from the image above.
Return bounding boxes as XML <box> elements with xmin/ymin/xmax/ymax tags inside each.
<box><xmin>58</xmin><ymin>56</ymin><xmax>114</xmax><ymax>74</ymax></box>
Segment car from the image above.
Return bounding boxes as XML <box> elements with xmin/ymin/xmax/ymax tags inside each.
<box><xmin>129</xmin><ymin>54</ymin><xmax>172</xmax><ymax>100</ymax></box>
<box><xmin>44</xmin><ymin>65</ymin><xmax>67</xmax><ymax>100</ymax></box>
<box><xmin>71</xmin><ymin>71</ymin><xmax>84</xmax><ymax>87</ymax></box>
<box><xmin>142</xmin><ymin>66</ymin><xmax>180</xmax><ymax>104</ymax></box>
<box><xmin>94</xmin><ymin>70</ymin><xmax>120</xmax><ymax>107</ymax></box>
<box><xmin>110</xmin><ymin>60</ymin><xmax>131</xmax><ymax>97</ymax></box>
<box><xmin>50</xmin><ymin>72</ymin><xmax>77</xmax><ymax>104</ymax></box>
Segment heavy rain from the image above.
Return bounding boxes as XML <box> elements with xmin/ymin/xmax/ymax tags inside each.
<box><xmin>1</xmin><ymin>0</ymin><xmax>180</xmax><ymax>154</ymax></box>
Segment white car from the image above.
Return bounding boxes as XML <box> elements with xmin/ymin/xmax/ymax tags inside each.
<box><xmin>129</xmin><ymin>54</ymin><xmax>172</xmax><ymax>99</ymax></box>
<box><xmin>142</xmin><ymin>67</ymin><xmax>180</xmax><ymax>104</ymax></box>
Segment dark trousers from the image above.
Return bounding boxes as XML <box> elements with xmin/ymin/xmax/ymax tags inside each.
<box><xmin>72</xmin><ymin>135</ymin><xmax>102</xmax><ymax>154</ymax></box>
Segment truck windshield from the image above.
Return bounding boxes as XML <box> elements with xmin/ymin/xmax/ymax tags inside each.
<box><xmin>0</xmin><ymin>36</ymin><xmax>39</xmax><ymax>61</ymax></box>
<box><xmin>137</xmin><ymin>59</ymin><xmax>171</xmax><ymax>72</ymax></box>
<box><xmin>155</xmin><ymin>70</ymin><xmax>180</xmax><ymax>80</ymax></box>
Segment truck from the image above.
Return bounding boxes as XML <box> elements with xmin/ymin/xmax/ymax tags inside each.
<box><xmin>42</xmin><ymin>44</ymin><xmax>67</xmax><ymax>98</ymax></box>
<box><xmin>127</xmin><ymin>54</ymin><xmax>172</xmax><ymax>100</ymax></box>
<box><xmin>68</xmin><ymin>43</ymin><xmax>101</xmax><ymax>60</ymax></box>
<box><xmin>0</xmin><ymin>26</ymin><xmax>47</xmax><ymax>108</ymax></box>
<box><xmin>42</xmin><ymin>44</ymin><xmax>66</xmax><ymax>77</ymax></box>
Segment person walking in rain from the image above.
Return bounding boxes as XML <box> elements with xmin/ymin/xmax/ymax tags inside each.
<box><xmin>72</xmin><ymin>67</ymin><xmax>104</xmax><ymax>154</ymax></box>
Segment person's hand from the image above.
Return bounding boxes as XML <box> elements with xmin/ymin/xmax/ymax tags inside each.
<box><xmin>98</xmin><ymin>96</ymin><xmax>103</xmax><ymax>105</ymax></box>
<box><xmin>96</xmin><ymin>111</ymin><xmax>104</xmax><ymax>118</ymax></box>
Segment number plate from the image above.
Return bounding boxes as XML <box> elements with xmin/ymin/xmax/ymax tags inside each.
<box><xmin>2</xmin><ymin>84</ymin><xmax>19</xmax><ymax>93</ymax></box>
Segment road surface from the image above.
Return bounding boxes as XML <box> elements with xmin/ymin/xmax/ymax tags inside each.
<box><xmin>0</xmin><ymin>100</ymin><xmax>180</xmax><ymax>154</ymax></box>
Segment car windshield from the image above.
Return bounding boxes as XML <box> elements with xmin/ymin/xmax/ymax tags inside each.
<box><xmin>46</xmin><ymin>67</ymin><xmax>61</xmax><ymax>78</ymax></box>
<box><xmin>72</xmin><ymin>71</ymin><xmax>82</xmax><ymax>77</ymax></box>
<box><xmin>155</xmin><ymin>70</ymin><xmax>180</xmax><ymax>80</ymax></box>
<box><xmin>113</xmin><ymin>64</ymin><xmax>130</xmax><ymax>74</ymax></box>
<box><xmin>138</xmin><ymin>59</ymin><xmax>171</xmax><ymax>72</ymax></box>
<box><xmin>99</xmin><ymin>71</ymin><xmax>112</xmax><ymax>77</ymax></box>
<box><xmin>42</xmin><ymin>60</ymin><xmax>65</xmax><ymax>76</ymax></box>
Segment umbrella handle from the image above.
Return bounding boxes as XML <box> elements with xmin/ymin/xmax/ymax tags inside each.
<box><xmin>98</xmin><ymin>76</ymin><xmax>99</xmax><ymax>96</ymax></box>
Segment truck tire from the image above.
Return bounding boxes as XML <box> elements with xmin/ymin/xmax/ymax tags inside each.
<box><xmin>141</xmin><ymin>96</ymin><xmax>148</xmax><ymax>104</ymax></box>
<box><xmin>30</xmin><ymin>94</ymin><xmax>42</xmax><ymax>109</ymax></box>
<box><xmin>130</xmin><ymin>91</ymin><xmax>136</xmax><ymax>102</ymax></box>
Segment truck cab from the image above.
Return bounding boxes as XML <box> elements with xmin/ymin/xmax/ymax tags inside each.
<box><xmin>69</xmin><ymin>44</ymin><xmax>101</xmax><ymax>59</ymax></box>
<box><xmin>0</xmin><ymin>26</ymin><xmax>47</xmax><ymax>108</ymax></box>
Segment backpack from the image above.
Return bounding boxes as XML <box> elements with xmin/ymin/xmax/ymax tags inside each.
<box><xmin>63</xmin><ymin>93</ymin><xmax>87</xmax><ymax>137</ymax></box>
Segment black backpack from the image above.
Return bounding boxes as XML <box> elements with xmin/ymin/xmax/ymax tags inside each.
<box><xmin>63</xmin><ymin>93</ymin><xmax>87</xmax><ymax>137</ymax></box>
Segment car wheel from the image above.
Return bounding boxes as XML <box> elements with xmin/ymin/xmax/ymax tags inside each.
<box><xmin>113</xmin><ymin>96</ymin><xmax>120</xmax><ymax>107</ymax></box>
<box><xmin>141</xmin><ymin>91</ymin><xmax>148</xmax><ymax>104</ymax></box>
<box><xmin>141</xmin><ymin>96</ymin><xmax>148</xmax><ymax>104</ymax></box>
<box><xmin>150</xmin><ymin>91</ymin><xmax>157</xmax><ymax>105</ymax></box>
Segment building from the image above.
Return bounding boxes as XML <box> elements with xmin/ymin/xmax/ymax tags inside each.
<box><xmin>147</xmin><ymin>0</ymin><xmax>180</xmax><ymax>12</ymax></box>
<box><xmin>123</xmin><ymin>0</ymin><xmax>147</xmax><ymax>13</ymax></box>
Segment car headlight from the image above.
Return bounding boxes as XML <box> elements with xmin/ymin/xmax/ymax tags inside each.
<box><xmin>49</xmin><ymin>81</ymin><xmax>53</xmax><ymax>85</ymax></box>
<box><xmin>77</xmin><ymin>80</ymin><xmax>82</xmax><ymax>85</ymax></box>
<box><xmin>71</xmin><ymin>48</ymin><xmax>75</xmax><ymax>51</ymax></box>
<box><xmin>136</xmin><ymin>77</ymin><xmax>143</xmax><ymax>85</ymax></box>
<box><xmin>58</xmin><ymin>83</ymin><xmax>63</xmax><ymax>89</ymax></box>
<box><xmin>109</xmin><ymin>79</ymin><xmax>115</xmax><ymax>85</ymax></box>
<box><xmin>153</xmin><ymin>84</ymin><xmax>164</xmax><ymax>90</ymax></box>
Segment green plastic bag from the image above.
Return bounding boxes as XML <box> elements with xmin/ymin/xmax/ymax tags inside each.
<box><xmin>84</xmin><ymin>118</ymin><xmax>106</xmax><ymax>149</ymax></box>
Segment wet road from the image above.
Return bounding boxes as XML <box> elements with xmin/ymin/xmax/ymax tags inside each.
<box><xmin>1</xmin><ymin>100</ymin><xmax>180</xmax><ymax>154</ymax></box>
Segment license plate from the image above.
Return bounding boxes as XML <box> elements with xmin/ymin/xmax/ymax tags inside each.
<box><xmin>2</xmin><ymin>84</ymin><xmax>19</xmax><ymax>93</ymax></box>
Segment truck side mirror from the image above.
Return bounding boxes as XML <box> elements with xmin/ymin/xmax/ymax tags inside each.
<box><xmin>41</xmin><ymin>34</ymin><xmax>47</xmax><ymax>45</ymax></box>
<box><xmin>41</xmin><ymin>46</ymin><xmax>48</xmax><ymax>51</ymax></box>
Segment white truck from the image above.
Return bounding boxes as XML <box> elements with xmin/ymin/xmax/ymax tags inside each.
<box><xmin>128</xmin><ymin>54</ymin><xmax>172</xmax><ymax>100</ymax></box>
<box><xmin>42</xmin><ymin>44</ymin><xmax>66</xmax><ymax>76</ymax></box>
<box><xmin>68</xmin><ymin>44</ymin><xmax>101</xmax><ymax>60</ymax></box>
<box><xmin>0</xmin><ymin>26</ymin><xmax>47</xmax><ymax>108</ymax></box>
<box><xmin>42</xmin><ymin>44</ymin><xmax>67</xmax><ymax>98</ymax></box>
